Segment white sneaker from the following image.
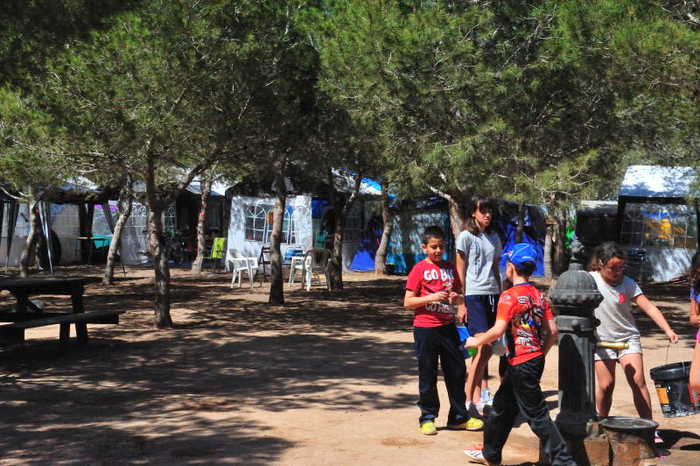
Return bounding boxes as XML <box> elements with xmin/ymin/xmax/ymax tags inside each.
<box><xmin>464</xmin><ymin>449</ymin><xmax>499</xmax><ymax>465</ymax></box>
<box><xmin>481</xmin><ymin>388</ymin><xmax>494</xmax><ymax>406</ymax></box>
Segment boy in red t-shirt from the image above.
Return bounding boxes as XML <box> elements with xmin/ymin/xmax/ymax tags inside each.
<box><xmin>463</xmin><ymin>243</ymin><xmax>575</xmax><ymax>466</ymax></box>
<box><xmin>404</xmin><ymin>226</ymin><xmax>483</xmax><ymax>435</ymax></box>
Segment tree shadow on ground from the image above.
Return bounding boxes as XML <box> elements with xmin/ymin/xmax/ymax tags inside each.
<box><xmin>0</xmin><ymin>271</ymin><xmax>416</xmax><ymax>462</ymax></box>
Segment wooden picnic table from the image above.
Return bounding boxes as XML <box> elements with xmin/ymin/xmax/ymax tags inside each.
<box><xmin>0</xmin><ymin>277</ymin><xmax>123</xmax><ymax>348</ymax></box>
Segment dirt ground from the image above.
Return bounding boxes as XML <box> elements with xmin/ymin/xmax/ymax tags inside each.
<box><xmin>1</xmin><ymin>266</ymin><xmax>699</xmax><ymax>465</ymax></box>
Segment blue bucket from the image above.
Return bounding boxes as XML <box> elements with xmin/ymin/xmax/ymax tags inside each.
<box><xmin>457</xmin><ymin>325</ymin><xmax>476</xmax><ymax>358</ymax></box>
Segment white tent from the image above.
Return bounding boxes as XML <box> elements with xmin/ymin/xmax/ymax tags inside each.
<box><xmin>617</xmin><ymin>165</ymin><xmax>699</xmax><ymax>282</ymax></box>
<box><xmin>225</xmin><ymin>194</ymin><xmax>313</xmax><ymax>271</ymax></box>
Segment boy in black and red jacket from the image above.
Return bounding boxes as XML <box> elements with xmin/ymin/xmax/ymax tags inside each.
<box><xmin>464</xmin><ymin>243</ymin><xmax>575</xmax><ymax>466</ymax></box>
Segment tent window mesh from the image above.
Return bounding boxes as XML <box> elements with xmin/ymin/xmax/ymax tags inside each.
<box><xmin>344</xmin><ymin>206</ymin><xmax>362</xmax><ymax>242</ymax></box>
<box><xmin>244</xmin><ymin>204</ymin><xmax>294</xmax><ymax>244</ymax></box>
<box><xmin>620</xmin><ymin>203</ymin><xmax>697</xmax><ymax>249</ymax></box>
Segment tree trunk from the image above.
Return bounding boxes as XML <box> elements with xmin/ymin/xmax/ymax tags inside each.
<box><xmin>553</xmin><ymin>208</ymin><xmax>568</xmax><ymax>276</ymax></box>
<box><xmin>191</xmin><ymin>177</ymin><xmax>213</xmax><ymax>273</ymax></box>
<box><xmin>102</xmin><ymin>190</ymin><xmax>132</xmax><ymax>285</ymax></box>
<box><xmin>374</xmin><ymin>180</ymin><xmax>392</xmax><ymax>276</ymax></box>
<box><xmin>544</xmin><ymin>222</ymin><xmax>553</xmax><ymax>279</ymax></box>
<box><xmin>329</xmin><ymin>205</ymin><xmax>346</xmax><ymax>290</ymax></box>
<box><xmin>268</xmin><ymin>160</ymin><xmax>287</xmax><ymax>305</ymax></box>
<box><xmin>19</xmin><ymin>200</ymin><xmax>39</xmax><ymax>278</ymax></box>
<box><xmin>326</xmin><ymin>169</ymin><xmax>362</xmax><ymax>291</ymax></box>
<box><xmin>143</xmin><ymin>146</ymin><xmax>173</xmax><ymax>328</ymax></box>
<box><xmin>447</xmin><ymin>196</ymin><xmax>465</xmax><ymax>247</ymax></box>
<box><xmin>148</xmin><ymin>204</ymin><xmax>172</xmax><ymax>328</ymax></box>
<box><xmin>515</xmin><ymin>203</ymin><xmax>526</xmax><ymax>243</ymax></box>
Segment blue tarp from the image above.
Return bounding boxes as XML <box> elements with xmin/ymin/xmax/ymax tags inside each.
<box><xmin>498</xmin><ymin>223</ymin><xmax>545</xmax><ymax>277</ymax></box>
<box><xmin>350</xmin><ymin>217</ymin><xmax>383</xmax><ymax>272</ymax></box>
<box><xmin>385</xmin><ymin>201</ymin><xmax>545</xmax><ymax>276</ymax></box>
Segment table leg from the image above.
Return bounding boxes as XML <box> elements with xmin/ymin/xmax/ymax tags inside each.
<box><xmin>15</xmin><ymin>293</ymin><xmax>28</xmax><ymax>319</ymax></box>
<box><xmin>60</xmin><ymin>323</ymin><xmax>70</xmax><ymax>348</ymax></box>
<box><xmin>71</xmin><ymin>282</ymin><xmax>89</xmax><ymax>345</ymax></box>
<box><xmin>70</xmin><ymin>284</ymin><xmax>85</xmax><ymax>313</ymax></box>
<box><xmin>76</xmin><ymin>323</ymin><xmax>89</xmax><ymax>345</ymax></box>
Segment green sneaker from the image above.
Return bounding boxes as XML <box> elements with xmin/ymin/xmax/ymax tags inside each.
<box><xmin>447</xmin><ymin>417</ymin><xmax>484</xmax><ymax>431</ymax></box>
<box><xmin>420</xmin><ymin>421</ymin><xmax>437</xmax><ymax>435</ymax></box>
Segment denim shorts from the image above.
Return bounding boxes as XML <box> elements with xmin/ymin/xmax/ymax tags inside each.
<box><xmin>466</xmin><ymin>294</ymin><xmax>499</xmax><ymax>335</ymax></box>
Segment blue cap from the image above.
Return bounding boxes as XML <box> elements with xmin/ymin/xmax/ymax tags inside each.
<box><xmin>502</xmin><ymin>243</ymin><xmax>537</xmax><ymax>268</ymax></box>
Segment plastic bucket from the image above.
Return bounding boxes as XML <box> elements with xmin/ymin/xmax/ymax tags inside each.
<box><xmin>649</xmin><ymin>362</ymin><xmax>700</xmax><ymax>418</ymax></box>
<box><xmin>456</xmin><ymin>326</ymin><xmax>477</xmax><ymax>358</ymax></box>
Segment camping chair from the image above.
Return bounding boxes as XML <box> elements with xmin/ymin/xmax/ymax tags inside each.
<box><xmin>296</xmin><ymin>248</ymin><xmax>331</xmax><ymax>291</ymax></box>
<box><xmin>258</xmin><ymin>246</ymin><xmax>271</xmax><ymax>282</ymax></box>
<box><xmin>229</xmin><ymin>249</ymin><xmax>259</xmax><ymax>289</ymax></box>
<box><xmin>203</xmin><ymin>237</ymin><xmax>227</xmax><ymax>269</ymax></box>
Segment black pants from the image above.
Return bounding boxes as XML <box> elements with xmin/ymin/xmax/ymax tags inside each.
<box><xmin>413</xmin><ymin>323</ymin><xmax>469</xmax><ymax>425</ymax></box>
<box><xmin>482</xmin><ymin>356</ymin><xmax>575</xmax><ymax>466</ymax></box>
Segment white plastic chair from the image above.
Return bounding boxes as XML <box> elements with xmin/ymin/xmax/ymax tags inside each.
<box><xmin>287</xmin><ymin>248</ymin><xmax>307</xmax><ymax>285</ymax></box>
<box><xmin>299</xmin><ymin>248</ymin><xmax>331</xmax><ymax>291</ymax></box>
<box><xmin>229</xmin><ymin>249</ymin><xmax>259</xmax><ymax>289</ymax></box>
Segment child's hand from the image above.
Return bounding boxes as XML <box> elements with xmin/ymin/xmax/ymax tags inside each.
<box><xmin>431</xmin><ymin>291</ymin><xmax>449</xmax><ymax>303</ymax></box>
<box><xmin>465</xmin><ymin>336</ymin><xmax>478</xmax><ymax>348</ymax></box>
<box><xmin>457</xmin><ymin>304</ymin><xmax>467</xmax><ymax>324</ymax></box>
<box><xmin>666</xmin><ymin>329</ymin><xmax>679</xmax><ymax>344</ymax></box>
<box><xmin>448</xmin><ymin>292</ymin><xmax>463</xmax><ymax>305</ymax></box>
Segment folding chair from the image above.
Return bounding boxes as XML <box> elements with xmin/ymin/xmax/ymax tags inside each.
<box><xmin>203</xmin><ymin>237</ymin><xmax>227</xmax><ymax>269</ymax></box>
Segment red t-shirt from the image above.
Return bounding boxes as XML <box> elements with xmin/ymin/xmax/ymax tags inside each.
<box><xmin>496</xmin><ymin>283</ymin><xmax>554</xmax><ymax>365</ymax></box>
<box><xmin>406</xmin><ymin>260</ymin><xmax>462</xmax><ymax>327</ymax></box>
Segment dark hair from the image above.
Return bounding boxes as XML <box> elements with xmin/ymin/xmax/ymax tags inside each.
<box><xmin>422</xmin><ymin>226</ymin><xmax>446</xmax><ymax>244</ymax></box>
<box><xmin>512</xmin><ymin>261</ymin><xmax>536</xmax><ymax>277</ymax></box>
<box><xmin>690</xmin><ymin>251</ymin><xmax>700</xmax><ymax>295</ymax></box>
<box><xmin>588</xmin><ymin>242</ymin><xmax>626</xmax><ymax>272</ymax></box>
<box><xmin>464</xmin><ymin>195</ymin><xmax>495</xmax><ymax>235</ymax></box>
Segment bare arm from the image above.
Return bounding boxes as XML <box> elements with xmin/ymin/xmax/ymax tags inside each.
<box><xmin>690</xmin><ymin>298</ymin><xmax>700</xmax><ymax>327</ymax></box>
<box><xmin>543</xmin><ymin>318</ymin><xmax>559</xmax><ymax>356</ymax></box>
<box><xmin>492</xmin><ymin>257</ymin><xmax>502</xmax><ymax>293</ymax></box>
<box><xmin>633</xmin><ymin>293</ymin><xmax>679</xmax><ymax>343</ymax></box>
<box><xmin>404</xmin><ymin>289</ymin><xmax>449</xmax><ymax>310</ymax></box>
<box><xmin>465</xmin><ymin>319</ymin><xmax>509</xmax><ymax>348</ymax></box>
<box><xmin>456</xmin><ymin>250</ymin><xmax>468</xmax><ymax>323</ymax></box>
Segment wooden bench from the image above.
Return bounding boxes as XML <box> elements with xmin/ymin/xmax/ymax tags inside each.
<box><xmin>0</xmin><ymin>310</ymin><xmax>125</xmax><ymax>348</ymax></box>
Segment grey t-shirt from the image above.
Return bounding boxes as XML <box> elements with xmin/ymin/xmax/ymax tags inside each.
<box><xmin>455</xmin><ymin>230</ymin><xmax>501</xmax><ymax>295</ymax></box>
<box><xmin>590</xmin><ymin>271</ymin><xmax>643</xmax><ymax>342</ymax></box>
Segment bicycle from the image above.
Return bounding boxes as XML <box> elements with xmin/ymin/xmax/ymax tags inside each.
<box><xmin>139</xmin><ymin>230</ymin><xmax>187</xmax><ymax>266</ymax></box>
<box><xmin>163</xmin><ymin>230</ymin><xmax>186</xmax><ymax>266</ymax></box>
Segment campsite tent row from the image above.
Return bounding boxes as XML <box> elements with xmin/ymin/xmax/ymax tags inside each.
<box><xmin>0</xmin><ymin>176</ymin><xmax>386</xmax><ymax>273</ymax></box>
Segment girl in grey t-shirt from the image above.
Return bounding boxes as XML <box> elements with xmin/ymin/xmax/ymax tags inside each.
<box><xmin>589</xmin><ymin>242</ymin><xmax>678</xmax><ymax>444</ymax></box>
<box><xmin>456</xmin><ymin>196</ymin><xmax>502</xmax><ymax>415</ymax></box>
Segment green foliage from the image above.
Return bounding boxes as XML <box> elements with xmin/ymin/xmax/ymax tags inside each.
<box><xmin>310</xmin><ymin>0</ymin><xmax>700</xmax><ymax>210</ymax></box>
<box><xmin>0</xmin><ymin>86</ymin><xmax>68</xmax><ymax>198</ymax></box>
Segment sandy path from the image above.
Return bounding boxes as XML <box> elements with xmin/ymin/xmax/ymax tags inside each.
<box><xmin>0</xmin><ymin>268</ymin><xmax>698</xmax><ymax>464</ymax></box>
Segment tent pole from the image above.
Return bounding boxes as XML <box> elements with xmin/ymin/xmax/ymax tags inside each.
<box><xmin>6</xmin><ymin>201</ymin><xmax>18</xmax><ymax>271</ymax></box>
<box><xmin>37</xmin><ymin>201</ymin><xmax>54</xmax><ymax>275</ymax></box>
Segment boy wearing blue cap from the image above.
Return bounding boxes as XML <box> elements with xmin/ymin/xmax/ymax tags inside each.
<box><xmin>463</xmin><ymin>244</ymin><xmax>575</xmax><ymax>466</ymax></box>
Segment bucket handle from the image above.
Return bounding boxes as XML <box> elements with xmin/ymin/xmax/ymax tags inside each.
<box><xmin>665</xmin><ymin>340</ymin><xmax>687</xmax><ymax>373</ymax></box>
